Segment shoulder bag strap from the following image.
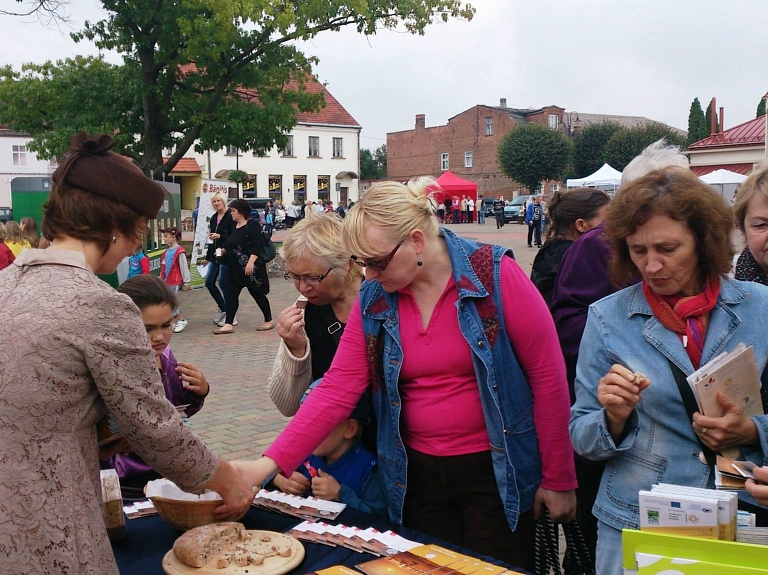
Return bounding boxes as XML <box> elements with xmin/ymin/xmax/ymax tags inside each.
<box><xmin>318</xmin><ymin>304</ymin><xmax>343</xmax><ymax>347</ymax></box>
<box><xmin>666</xmin><ymin>358</ymin><xmax>716</xmax><ymax>467</ymax></box>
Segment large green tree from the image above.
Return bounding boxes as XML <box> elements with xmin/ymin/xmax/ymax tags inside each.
<box><xmin>572</xmin><ymin>121</ymin><xmax>622</xmax><ymax>177</ymax></box>
<box><xmin>497</xmin><ymin>123</ymin><xmax>572</xmax><ymax>194</ymax></box>
<box><xmin>603</xmin><ymin>123</ymin><xmax>687</xmax><ymax>171</ymax></box>
<box><xmin>757</xmin><ymin>96</ymin><xmax>766</xmax><ymax>118</ymax></box>
<box><xmin>360</xmin><ymin>144</ymin><xmax>387</xmax><ymax>179</ymax></box>
<box><xmin>703</xmin><ymin>97</ymin><xmax>719</xmax><ymax>137</ymax></box>
<box><xmin>0</xmin><ymin>0</ymin><xmax>473</xmax><ymax>176</ymax></box>
<box><xmin>686</xmin><ymin>97</ymin><xmax>708</xmax><ymax>145</ymax></box>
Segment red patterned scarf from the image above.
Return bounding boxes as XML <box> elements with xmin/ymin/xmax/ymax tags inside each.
<box><xmin>642</xmin><ymin>278</ymin><xmax>720</xmax><ymax>369</ymax></box>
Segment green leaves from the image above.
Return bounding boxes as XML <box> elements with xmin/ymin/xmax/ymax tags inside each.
<box><xmin>497</xmin><ymin>123</ymin><xmax>572</xmax><ymax>194</ymax></box>
<box><xmin>2</xmin><ymin>0</ymin><xmax>474</xmax><ymax>175</ymax></box>
<box><xmin>360</xmin><ymin>144</ymin><xmax>387</xmax><ymax>179</ymax></box>
<box><xmin>572</xmin><ymin>121</ymin><xmax>622</xmax><ymax>178</ymax></box>
<box><xmin>603</xmin><ymin>123</ymin><xmax>687</xmax><ymax>171</ymax></box>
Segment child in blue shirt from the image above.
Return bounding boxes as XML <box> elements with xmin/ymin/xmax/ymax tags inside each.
<box><xmin>271</xmin><ymin>381</ymin><xmax>385</xmax><ymax>517</ymax></box>
<box><xmin>127</xmin><ymin>245</ymin><xmax>150</xmax><ymax>278</ymax></box>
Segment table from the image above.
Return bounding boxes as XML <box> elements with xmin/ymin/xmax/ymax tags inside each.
<box><xmin>112</xmin><ymin>506</ymin><xmax>532</xmax><ymax>575</ymax></box>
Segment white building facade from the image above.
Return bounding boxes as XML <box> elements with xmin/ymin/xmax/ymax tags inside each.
<box><xmin>193</xmin><ymin>119</ymin><xmax>361</xmax><ymax>208</ymax></box>
<box><xmin>0</xmin><ymin>128</ymin><xmax>54</xmax><ymax>208</ymax></box>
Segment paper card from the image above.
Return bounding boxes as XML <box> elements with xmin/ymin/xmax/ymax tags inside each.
<box><xmin>312</xmin><ymin>567</ymin><xmax>361</xmax><ymax>575</ymax></box>
<box><xmin>639</xmin><ymin>491</ymin><xmax>719</xmax><ymax>539</ymax></box>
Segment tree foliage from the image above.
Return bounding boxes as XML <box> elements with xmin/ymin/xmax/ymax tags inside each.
<box><xmin>603</xmin><ymin>123</ymin><xmax>687</xmax><ymax>171</ymax></box>
<box><xmin>686</xmin><ymin>97</ymin><xmax>708</xmax><ymax>145</ymax></box>
<box><xmin>497</xmin><ymin>123</ymin><xmax>572</xmax><ymax>194</ymax></box>
<box><xmin>703</xmin><ymin>97</ymin><xmax>719</xmax><ymax>138</ymax></box>
<box><xmin>572</xmin><ymin>121</ymin><xmax>622</xmax><ymax>177</ymax></box>
<box><xmin>0</xmin><ymin>0</ymin><xmax>474</xmax><ymax>176</ymax></box>
<box><xmin>757</xmin><ymin>96</ymin><xmax>766</xmax><ymax>118</ymax></box>
<box><xmin>360</xmin><ymin>144</ymin><xmax>387</xmax><ymax>179</ymax></box>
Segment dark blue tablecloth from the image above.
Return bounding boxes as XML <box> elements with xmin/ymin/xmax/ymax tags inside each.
<box><xmin>111</xmin><ymin>506</ymin><xmax>532</xmax><ymax>574</ymax></box>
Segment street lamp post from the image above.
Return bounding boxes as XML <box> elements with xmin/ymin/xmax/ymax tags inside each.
<box><xmin>563</xmin><ymin>111</ymin><xmax>580</xmax><ymax>137</ymax></box>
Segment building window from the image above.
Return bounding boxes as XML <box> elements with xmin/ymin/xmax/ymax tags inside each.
<box><xmin>548</xmin><ymin>114</ymin><xmax>559</xmax><ymax>130</ymax></box>
<box><xmin>308</xmin><ymin>136</ymin><xmax>320</xmax><ymax>157</ymax></box>
<box><xmin>464</xmin><ymin>151</ymin><xmax>473</xmax><ymax>168</ymax></box>
<box><xmin>550</xmin><ymin>183</ymin><xmax>559</xmax><ymax>193</ymax></box>
<box><xmin>281</xmin><ymin>136</ymin><xmax>294</xmax><ymax>157</ymax></box>
<box><xmin>441</xmin><ymin>153</ymin><xmax>449</xmax><ymax>171</ymax></box>
<box><xmin>225</xmin><ymin>145</ymin><xmax>238</xmax><ymax>156</ymax></box>
<box><xmin>12</xmin><ymin>145</ymin><xmax>27</xmax><ymax>166</ymax></box>
<box><xmin>332</xmin><ymin>137</ymin><xmax>343</xmax><ymax>158</ymax></box>
<box><xmin>318</xmin><ymin>175</ymin><xmax>330</xmax><ymax>201</ymax></box>
<box><xmin>485</xmin><ymin>117</ymin><xmax>493</xmax><ymax>136</ymax></box>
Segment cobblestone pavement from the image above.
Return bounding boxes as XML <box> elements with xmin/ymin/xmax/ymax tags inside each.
<box><xmin>172</xmin><ymin>220</ymin><xmax>541</xmax><ymax>461</ymax></box>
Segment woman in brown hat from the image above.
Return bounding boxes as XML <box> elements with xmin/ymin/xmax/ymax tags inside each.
<box><xmin>0</xmin><ymin>133</ymin><xmax>254</xmax><ymax>575</ymax></box>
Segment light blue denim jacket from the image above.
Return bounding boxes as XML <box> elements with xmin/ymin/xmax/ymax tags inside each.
<box><xmin>570</xmin><ymin>278</ymin><xmax>768</xmax><ymax>531</ymax></box>
<box><xmin>360</xmin><ymin>228</ymin><xmax>541</xmax><ymax>531</ymax></box>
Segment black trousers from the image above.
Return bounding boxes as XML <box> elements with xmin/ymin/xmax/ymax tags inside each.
<box><xmin>495</xmin><ymin>211</ymin><xmax>504</xmax><ymax>228</ymax></box>
<box><xmin>527</xmin><ymin>221</ymin><xmax>542</xmax><ymax>246</ymax></box>
<box><xmin>225</xmin><ymin>280</ymin><xmax>272</xmax><ymax>324</ymax></box>
<box><xmin>403</xmin><ymin>447</ymin><xmax>536</xmax><ymax>571</ymax></box>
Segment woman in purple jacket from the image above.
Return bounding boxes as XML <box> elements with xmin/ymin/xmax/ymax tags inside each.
<box><xmin>108</xmin><ymin>274</ymin><xmax>210</xmax><ymax>498</ymax></box>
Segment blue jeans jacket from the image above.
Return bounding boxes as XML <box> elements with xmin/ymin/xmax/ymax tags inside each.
<box><xmin>359</xmin><ymin>228</ymin><xmax>541</xmax><ymax>531</ymax></box>
<box><xmin>570</xmin><ymin>279</ymin><xmax>768</xmax><ymax>531</ymax></box>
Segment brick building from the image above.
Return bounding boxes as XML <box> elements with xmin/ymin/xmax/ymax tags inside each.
<box><xmin>387</xmin><ymin>99</ymin><xmax>566</xmax><ymax>199</ymax></box>
<box><xmin>387</xmin><ymin>99</ymin><xmax>685</xmax><ymax>200</ymax></box>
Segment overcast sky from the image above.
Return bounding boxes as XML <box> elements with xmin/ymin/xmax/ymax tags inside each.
<box><xmin>4</xmin><ymin>0</ymin><xmax>768</xmax><ymax>150</ymax></box>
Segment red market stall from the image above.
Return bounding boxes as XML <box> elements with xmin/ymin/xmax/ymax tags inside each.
<box><xmin>430</xmin><ymin>171</ymin><xmax>478</xmax><ymax>206</ymax></box>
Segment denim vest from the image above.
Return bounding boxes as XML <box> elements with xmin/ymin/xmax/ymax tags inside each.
<box><xmin>359</xmin><ymin>228</ymin><xmax>541</xmax><ymax>531</ymax></box>
<box><xmin>570</xmin><ymin>279</ymin><xmax>768</xmax><ymax>531</ymax></box>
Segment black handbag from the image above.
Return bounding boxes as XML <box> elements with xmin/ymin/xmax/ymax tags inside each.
<box><xmin>245</xmin><ymin>221</ymin><xmax>276</xmax><ymax>265</ymax></box>
<box><xmin>534</xmin><ymin>510</ymin><xmax>595</xmax><ymax>575</ymax></box>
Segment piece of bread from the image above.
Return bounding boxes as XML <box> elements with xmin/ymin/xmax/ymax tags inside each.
<box><xmin>234</xmin><ymin>549</ymin><xmax>249</xmax><ymax>567</ymax></box>
<box><xmin>633</xmin><ymin>372</ymin><xmax>646</xmax><ymax>385</ymax></box>
<box><xmin>215</xmin><ymin>552</ymin><xmax>232</xmax><ymax>569</ymax></box>
<box><xmin>172</xmin><ymin>522</ymin><xmax>246</xmax><ymax>568</ymax></box>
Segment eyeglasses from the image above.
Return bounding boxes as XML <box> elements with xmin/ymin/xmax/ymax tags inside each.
<box><xmin>350</xmin><ymin>240</ymin><xmax>403</xmax><ymax>272</ymax></box>
<box><xmin>283</xmin><ymin>268</ymin><xmax>334</xmax><ymax>286</ymax></box>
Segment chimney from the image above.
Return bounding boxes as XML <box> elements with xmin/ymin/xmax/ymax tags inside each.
<box><xmin>500</xmin><ymin>98</ymin><xmax>507</xmax><ymax>108</ymax></box>
<box><xmin>719</xmin><ymin>107</ymin><xmax>724</xmax><ymax>134</ymax></box>
<box><xmin>710</xmin><ymin>98</ymin><xmax>717</xmax><ymax>136</ymax></box>
<box><xmin>415</xmin><ymin>114</ymin><xmax>425</xmax><ymax>129</ymax></box>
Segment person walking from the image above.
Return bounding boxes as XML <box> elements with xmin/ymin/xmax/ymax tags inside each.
<box><xmin>525</xmin><ymin>196</ymin><xmax>543</xmax><ymax>248</ymax></box>
<box><xmin>477</xmin><ymin>195</ymin><xmax>485</xmax><ymax>225</ymax></box>
<box><xmin>159</xmin><ymin>226</ymin><xmax>190</xmax><ymax>333</ymax></box>
<box><xmin>493</xmin><ymin>195</ymin><xmax>505</xmax><ymax>229</ymax></box>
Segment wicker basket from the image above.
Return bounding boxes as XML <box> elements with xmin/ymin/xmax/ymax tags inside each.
<box><xmin>149</xmin><ymin>496</ymin><xmax>223</xmax><ymax>531</ymax></box>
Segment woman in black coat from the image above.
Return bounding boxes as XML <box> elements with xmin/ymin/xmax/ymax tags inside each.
<box><xmin>215</xmin><ymin>199</ymin><xmax>273</xmax><ymax>334</ymax></box>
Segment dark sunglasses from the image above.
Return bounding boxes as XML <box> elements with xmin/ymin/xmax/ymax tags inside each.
<box><xmin>350</xmin><ymin>240</ymin><xmax>403</xmax><ymax>272</ymax></box>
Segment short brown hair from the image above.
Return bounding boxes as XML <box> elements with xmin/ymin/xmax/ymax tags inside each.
<box><xmin>42</xmin><ymin>187</ymin><xmax>146</xmax><ymax>254</ymax></box>
<box><xmin>605</xmin><ymin>167</ymin><xmax>733</xmax><ymax>286</ymax></box>
<box><xmin>229</xmin><ymin>199</ymin><xmax>251</xmax><ymax>219</ymax></box>
<box><xmin>118</xmin><ymin>274</ymin><xmax>178</xmax><ymax>311</ymax></box>
<box><xmin>733</xmin><ymin>163</ymin><xmax>768</xmax><ymax>234</ymax></box>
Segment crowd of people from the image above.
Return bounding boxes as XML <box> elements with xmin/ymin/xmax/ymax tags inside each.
<box><xmin>3</xmin><ymin>132</ymin><xmax>768</xmax><ymax>575</ymax></box>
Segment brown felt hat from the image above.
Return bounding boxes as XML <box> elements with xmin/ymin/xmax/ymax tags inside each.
<box><xmin>52</xmin><ymin>132</ymin><xmax>166</xmax><ymax>219</ymax></box>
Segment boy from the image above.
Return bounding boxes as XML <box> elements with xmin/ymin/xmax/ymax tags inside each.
<box><xmin>271</xmin><ymin>383</ymin><xmax>385</xmax><ymax>517</ymax></box>
<box><xmin>159</xmin><ymin>227</ymin><xmax>190</xmax><ymax>332</ymax></box>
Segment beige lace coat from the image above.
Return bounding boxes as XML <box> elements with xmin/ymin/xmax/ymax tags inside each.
<box><xmin>0</xmin><ymin>249</ymin><xmax>219</xmax><ymax>575</ymax></box>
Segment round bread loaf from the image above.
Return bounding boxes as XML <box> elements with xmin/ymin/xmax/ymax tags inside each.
<box><xmin>172</xmin><ymin>522</ymin><xmax>246</xmax><ymax>567</ymax></box>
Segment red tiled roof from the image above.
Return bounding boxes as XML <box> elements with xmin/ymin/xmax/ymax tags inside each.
<box><xmin>179</xmin><ymin>63</ymin><xmax>359</xmax><ymax>127</ymax></box>
<box><xmin>163</xmin><ymin>157</ymin><xmax>201</xmax><ymax>173</ymax></box>
<box><xmin>688</xmin><ymin>115</ymin><xmax>765</xmax><ymax>149</ymax></box>
<box><xmin>690</xmin><ymin>163</ymin><xmax>753</xmax><ymax>176</ymax></box>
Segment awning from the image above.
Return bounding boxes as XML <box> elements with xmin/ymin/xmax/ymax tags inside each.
<box><xmin>335</xmin><ymin>171</ymin><xmax>359</xmax><ymax>180</ymax></box>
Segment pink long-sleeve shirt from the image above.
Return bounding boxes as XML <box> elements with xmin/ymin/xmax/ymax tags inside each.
<box><xmin>265</xmin><ymin>256</ymin><xmax>577</xmax><ymax>491</ymax></box>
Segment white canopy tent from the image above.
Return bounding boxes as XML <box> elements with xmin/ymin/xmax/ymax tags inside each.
<box><xmin>567</xmin><ymin>163</ymin><xmax>622</xmax><ymax>194</ymax></box>
<box><xmin>699</xmin><ymin>169</ymin><xmax>748</xmax><ymax>206</ymax></box>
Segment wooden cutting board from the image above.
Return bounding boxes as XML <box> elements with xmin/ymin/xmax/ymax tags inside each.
<box><xmin>162</xmin><ymin>530</ymin><xmax>305</xmax><ymax>575</ymax></box>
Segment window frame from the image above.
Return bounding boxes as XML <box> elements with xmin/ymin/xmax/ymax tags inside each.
<box><xmin>332</xmin><ymin>137</ymin><xmax>343</xmax><ymax>158</ymax></box>
<box><xmin>548</xmin><ymin>114</ymin><xmax>559</xmax><ymax>130</ymax></box>
<box><xmin>308</xmin><ymin>136</ymin><xmax>320</xmax><ymax>157</ymax></box>
<box><xmin>485</xmin><ymin>117</ymin><xmax>493</xmax><ymax>136</ymax></box>
<box><xmin>12</xmin><ymin>144</ymin><xmax>27</xmax><ymax>166</ymax></box>
<box><xmin>281</xmin><ymin>135</ymin><xmax>294</xmax><ymax>157</ymax></box>
<box><xmin>464</xmin><ymin>151</ymin><xmax>473</xmax><ymax>168</ymax></box>
<box><xmin>440</xmin><ymin>153</ymin><xmax>449</xmax><ymax>171</ymax></box>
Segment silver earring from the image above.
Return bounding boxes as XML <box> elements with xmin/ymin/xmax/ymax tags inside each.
<box><xmin>417</xmin><ymin>253</ymin><xmax>423</xmax><ymax>267</ymax></box>
<box><xmin>112</xmin><ymin>236</ymin><xmax>118</xmax><ymax>243</ymax></box>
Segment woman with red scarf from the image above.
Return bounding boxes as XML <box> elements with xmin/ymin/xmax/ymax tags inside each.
<box><xmin>570</xmin><ymin>167</ymin><xmax>768</xmax><ymax>575</ymax></box>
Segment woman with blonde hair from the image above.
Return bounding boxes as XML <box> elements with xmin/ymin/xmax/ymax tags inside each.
<box><xmin>20</xmin><ymin>216</ymin><xmax>40</xmax><ymax>248</ymax></box>
<box><xmin>4</xmin><ymin>220</ymin><xmax>30</xmax><ymax>256</ymax></box>
<box><xmin>200</xmin><ymin>190</ymin><xmax>234</xmax><ymax>326</ymax></box>
<box><xmin>733</xmin><ymin>163</ymin><xmax>768</xmax><ymax>285</ymax></box>
<box><xmin>237</xmin><ymin>177</ymin><xmax>576</xmax><ymax>570</ymax></box>
<box><xmin>267</xmin><ymin>211</ymin><xmax>363</xmax><ymax>417</ymax></box>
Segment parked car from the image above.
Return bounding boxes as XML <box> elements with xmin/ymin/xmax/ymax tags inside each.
<box><xmin>232</xmin><ymin>197</ymin><xmax>272</xmax><ymax>220</ymax></box>
<box><xmin>0</xmin><ymin>208</ymin><xmax>12</xmax><ymax>224</ymax></box>
<box><xmin>504</xmin><ymin>195</ymin><xmax>533</xmax><ymax>224</ymax></box>
<box><xmin>482</xmin><ymin>197</ymin><xmax>495</xmax><ymax>217</ymax></box>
